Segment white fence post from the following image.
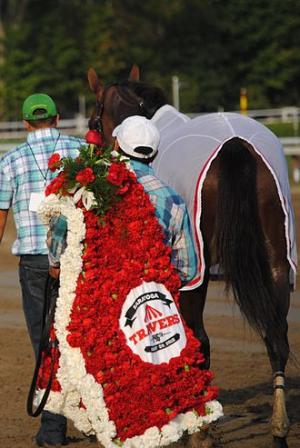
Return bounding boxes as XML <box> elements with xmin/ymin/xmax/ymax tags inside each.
<box><xmin>75</xmin><ymin>114</ymin><xmax>86</xmax><ymax>135</ymax></box>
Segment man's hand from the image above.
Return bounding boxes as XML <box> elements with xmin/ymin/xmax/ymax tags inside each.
<box><xmin>49</xmin><ymin>266</ymin><xmax>60</xmax><ymax>279</ymax></box>
<box><xmin>0</xmin><ymin>209</ymin><xmax>8</xmax><ymax>244</ymax></box>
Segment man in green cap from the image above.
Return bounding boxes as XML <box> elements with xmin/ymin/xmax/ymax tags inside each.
<box><xmin>0</xmin><ymin>93</ymin><xmax>84</xmax><ymax>446</ymax></box>
<box><xmin>22</xmin><ymin>93</ymin><xmax>58</xmax><ymax>121</ymax></box>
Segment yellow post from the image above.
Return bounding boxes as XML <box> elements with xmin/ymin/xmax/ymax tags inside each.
<box><xmin>240</xmin><ymin>87</ymin><xmax>248</xmax><ymax>115</ymax></box>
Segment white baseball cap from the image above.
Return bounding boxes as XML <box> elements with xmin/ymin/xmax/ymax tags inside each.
<box><xmin>112</xmin><ymin>115</ymin><xmax>160</xmax><ymax>160</ymax></box>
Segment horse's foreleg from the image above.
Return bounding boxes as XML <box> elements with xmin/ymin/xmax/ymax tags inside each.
<box><xmin>180</xmin><ymin>272</ymin><xmax>210</xmax><ymax>369</ymax></box>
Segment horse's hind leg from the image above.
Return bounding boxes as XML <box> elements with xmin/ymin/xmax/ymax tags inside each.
<box><xmin>257</xmin><ymin>160</ymin><xmax>291</xmax><ymax>447</ymax></box>
<box><xmin>263</xmin><ymin>268</ymin><xmax>290</xmax><ymax>448</ymax></box>
<box><xmin>264</xmin><ymin>263</ymin><xmax>290</xmax><ymax>448</ymax></box>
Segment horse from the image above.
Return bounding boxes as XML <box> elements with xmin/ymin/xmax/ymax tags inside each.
<box><xmin>87</xmin><ymin>65</ymin><xmax>296</xmax><ymax>448</ymax></box>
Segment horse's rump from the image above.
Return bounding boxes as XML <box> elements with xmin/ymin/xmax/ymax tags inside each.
<box><xmin>152</xmin><ymin>112</ymin><xmax>297</xmax><ymax>290</ymax></box>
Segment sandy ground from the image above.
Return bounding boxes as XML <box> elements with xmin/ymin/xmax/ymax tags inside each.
<box><xmin>0</xmin><ymin>194</ymin><xmax>300</xmax><ymax>448</ymax></box>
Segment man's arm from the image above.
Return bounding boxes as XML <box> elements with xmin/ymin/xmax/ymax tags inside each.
<box><xmin>47</xmin><ymin>215</ymin><xmax>68</xmax><ymax>278</ymax></box>
<box><xmin>0</xmin><ymin>209</ymin><xmax>8</xmax><ymax>243</ymax></box>
<box><xmin>147</xmin><ymin>187</ymin><xmax>197</xmax><ymax>285</ymax></box>
<box><xmin>171</xmin><ymin>205</ymin><xmax>197</xmax><ymax>285</ymax></box>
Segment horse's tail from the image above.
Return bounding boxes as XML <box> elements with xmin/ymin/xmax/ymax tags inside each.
<box><xmin>215</xmin><ymin>137</ymin><xmax>285</xmax><ymax>350</ymax></box>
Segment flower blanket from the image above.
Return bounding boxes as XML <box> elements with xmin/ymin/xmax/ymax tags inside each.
<box><xmin>36</xmin><ymin>139</ymin><xmax>222</xmax><ymax>447</ymax></box>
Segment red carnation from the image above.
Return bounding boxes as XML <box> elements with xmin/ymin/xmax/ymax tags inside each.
<box><xmin>107</xmin><ymin>162</ymin><xmax>129</xmax><ymax>187</ymax></box>
<box><xmin>45</xmin><ymin>172</ymin><xmax>66</xmax><ymax>196</ymax></box>
<box><xmin>48</xmin><ymin>153</ymin><xmax>61</xmax><ymax>172</ymax></box>
<box><xmin>76</xmin><ymin>167</ymin><xmax>95</xmax><ymax>186</ymax></box>
<box><xmin>85</xmin><ymin>130</ymin><xmax>103</xmax><ymax>146</ymax></box>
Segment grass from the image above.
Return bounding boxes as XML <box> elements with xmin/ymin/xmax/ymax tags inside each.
<box><xmin>265</xmin><ymin>121</ymin><xmax>299</xmax><ymax>138</ymax></box>
<box><xmin>0</xmin><ymin>139</ymin><xmax>22</xmax><ymax>144</ymax></box>
<box><xmin>263</xmin><ymin>121</ymin><xmax>300</xmax><ymax>185</ymax></box>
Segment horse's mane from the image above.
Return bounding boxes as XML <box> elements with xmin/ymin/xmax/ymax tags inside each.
<box><xmin>114</xmin><ymin>80</ymin><xmax>169</xmax><ymax>120</ymax></box>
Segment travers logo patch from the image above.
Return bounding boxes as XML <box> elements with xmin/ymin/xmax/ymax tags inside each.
<box><xmin>119</xmin><ymin>282</ymin><xmax>187</xmax><ymax>364</ymax></box>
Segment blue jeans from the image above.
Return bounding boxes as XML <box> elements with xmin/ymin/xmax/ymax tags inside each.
<box><xmin>19</xmin><ymin>255</ymin><xmax>67</xmax><ymax>445</ymax></box>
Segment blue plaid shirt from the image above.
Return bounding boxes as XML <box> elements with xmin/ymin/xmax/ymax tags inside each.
<box><xmin>132</xmin><ymin>161</ymin><xmax>197</xmax><ymax>281</ymax></box>
<box><xmin>48</xmin><ymin>160</ymin><xmax>197</xmax><ymax>283</ymax></box>
<box><xmin>0</xmin><ymin>128</ymin><xmax>84</xmax><ymax>255</ymax></box>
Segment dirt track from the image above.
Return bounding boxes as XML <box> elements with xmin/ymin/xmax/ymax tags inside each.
<box><xmin>0</xmin><ymin>193</ymin><xmax>299</xmax><ymax>448</ymax></box>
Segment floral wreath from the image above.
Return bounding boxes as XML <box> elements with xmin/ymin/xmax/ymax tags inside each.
<box><xmin>37</xmin><ymin>130</ymin><xmax>223</xmax><ymax>447</ymax></box>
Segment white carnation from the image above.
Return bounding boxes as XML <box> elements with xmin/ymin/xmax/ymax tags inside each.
<box><xmin>179</xmin><ymin>411</ymin><xmax>203</xmax><ymax>433</ymax></box>
<box><xmin>160</xmin><ymin>420</ymin><xmax>183</xmax><ymax>445</ymax></box>
<box><xmin>203</xmin><ymin>400</ymin><xmax>223</xmax><ymax>424</ymax></box>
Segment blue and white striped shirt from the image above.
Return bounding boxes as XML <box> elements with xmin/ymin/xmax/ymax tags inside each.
<box><xmin>0</xmin><ymin>128</ymin><xmax>84</xmax><ymax>255</ymax></box>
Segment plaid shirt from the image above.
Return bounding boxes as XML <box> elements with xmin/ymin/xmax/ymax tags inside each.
<box><xmin>48</xmin><ymin>160</ymin><xmax>197</xmax><ymax>283</ymax></box>
<box><xmin>133</xmin><ymin>161</ymin><xmax>197</xmax><ymax>282</ymax></box>
<box><xmin>0</xmin><ymin>128</ymin><xmax>84</xmax><ymax>255</ymax></box>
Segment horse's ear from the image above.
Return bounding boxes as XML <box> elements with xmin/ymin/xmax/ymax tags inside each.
<box><xmin>87</xmin><ymin>67</ymin><xmax>104</xmax><ymax>99</ymax></box>
<box><xmin>128</xmin><ymin>64</ymin><xmax>140</xmax><ymax>82</ymax></box>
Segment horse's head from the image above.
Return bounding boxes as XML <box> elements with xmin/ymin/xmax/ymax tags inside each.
<box><xmin>87</xmin><ymin>65</ymin><xmax>168</xmax><ymax>145</ymax></box>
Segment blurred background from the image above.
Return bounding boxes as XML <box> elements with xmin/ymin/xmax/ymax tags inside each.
<box><xmin>0</xmin><ymin>0</ymin><xmax>299</xmax><ymax>253</ymax></box>
<box><xmin>0</xmin><ymin>0</ymin><xmax>299</xmax><ymax>116</ymax></box>
<box><xmin>0</xmin><ymin>0</ymin><xmax>299</xmax><ymax>178</ymax></box>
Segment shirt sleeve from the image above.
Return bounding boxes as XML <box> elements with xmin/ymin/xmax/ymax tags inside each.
<box><xmin>47</xmin><ymin>215</ymin><xmax>68</xmax><ymax>267</ymax></box>
<box><xmin>170</xmin><ymin>204</ymin><xmax>197</xmax><ymax>283</ymax></box>
<box><xmin>0</xmin><ymin>159</ymin><xmax>13</xmax><ymax>209</ymax></box>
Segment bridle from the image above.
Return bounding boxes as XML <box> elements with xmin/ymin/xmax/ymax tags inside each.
<box><xmin>89</xmin><ymin>88</ymin><xmax>107</xmax><ymax>133</ymax></box>
<box><xmin>90</xmin><ymin>82</ymin><xmax>146</xmax><ymax>133</ymax></box>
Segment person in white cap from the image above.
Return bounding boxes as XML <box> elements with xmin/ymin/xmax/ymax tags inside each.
<box><xmin>112</xmin><ymin>115</ymin><xmax>160</xmax><ymax>162</ymax></box>
<box><xmin>112</xmin><ymin>115</ymin><xmax>197</xmax><ymax>284</ymax></box>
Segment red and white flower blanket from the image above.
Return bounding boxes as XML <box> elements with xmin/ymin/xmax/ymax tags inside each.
<box><xmin>38</xmin><ymin>161</ymin><xmax>222</xmax><ymax>447</ymax></box>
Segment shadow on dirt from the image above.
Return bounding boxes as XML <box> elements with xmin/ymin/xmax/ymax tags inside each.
<box><xmin>219</xmin><ymin>376</ymin><xmax>300</xmax><ymax>420</ymax></box>
<box><xmin>215</xmin><ymin>377</ymin><xmax>300</xmax><ymax>446</ymax></box>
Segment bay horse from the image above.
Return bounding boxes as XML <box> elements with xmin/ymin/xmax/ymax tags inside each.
<box><xmin>87</xmin><ymin>65</ymin><xmax>296</xmax><ymax>448</ymax></box>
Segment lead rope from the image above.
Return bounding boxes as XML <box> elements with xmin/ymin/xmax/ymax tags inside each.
<box><xmin>27</xmin><ymin>275</ymin><xmax>59</xmax><ymax>417</ymax></box>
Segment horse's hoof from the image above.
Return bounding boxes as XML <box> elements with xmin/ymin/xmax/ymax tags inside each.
<box><xmin>272</xmin><ymin>436</ymin><xmax>289</xmax><ymax>448</ymax></box>
<box><xmin>185</xmin><ymin>430</ymin><xmax>215</xmax><ymax>448</ymax></box>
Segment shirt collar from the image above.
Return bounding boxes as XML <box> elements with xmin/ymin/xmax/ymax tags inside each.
<box><xmin>130</xmin><ymin>160</ymin><xmax>154</xmax><ymax>174</ymax></box>
<box><xmin>27</xmin><ymin>127</ymin><xmax>60</xmax><ymax>145</ymax></box>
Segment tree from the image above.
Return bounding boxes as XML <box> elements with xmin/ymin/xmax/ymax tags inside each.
<box><xmin>0</xmin><ymin>0</ymin><xmax>299</xmax><ymax>119</ymax></box>
<box><xmin>1</xmin><ymin>0</ymin><xmax>89</xmax><ymax>119</ymax></box>
<box><xmin>218</xmin><ymin>0</ymin><xmax>300</xmax><ymax>108</ymax></box>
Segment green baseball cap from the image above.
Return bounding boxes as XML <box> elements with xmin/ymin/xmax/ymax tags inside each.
<box><xmin>22</xmin><ymin>93</ymin><xmax>57</xmax><ymax>121</ymax></box>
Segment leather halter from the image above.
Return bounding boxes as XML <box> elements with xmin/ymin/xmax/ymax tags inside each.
<box><xmin>91</xmin><ymin>82</ymin><xmax>145</xmax><ymax>133</ymax></box>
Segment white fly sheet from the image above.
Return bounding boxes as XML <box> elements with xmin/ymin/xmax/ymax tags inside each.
<box><xmin>152</xmin><ymin>106</ymin><xmax>297</xmax><ymax>290</ymax></box>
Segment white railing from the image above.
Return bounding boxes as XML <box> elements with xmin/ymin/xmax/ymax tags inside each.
<box><xmin>1</xmin><ymin>137</ymin><xmax>299</xmax><ymax>157</ymax></box>
<box><xmin>280</xmin><ymin>137</ymin><xmax>300</xmax><ymax>156</ymax></box>
<box><xmin>0</xmin><ymin>115</ymin><xmax>88</xmax><ymax>140</ymax></box>
<box><xmin>247</xmin><ymin>106</ymin><xmax>299</xmax><ymax>122</ymax></box>
<box><xmin>187</xmin><ymin>106</ymin><xmax>300</xmax><ymax>124</ymax></box>
<box><xmin>0</xmin><ymin>108</ymin><xmax>299</xmax><ymax>156</ymax></box>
